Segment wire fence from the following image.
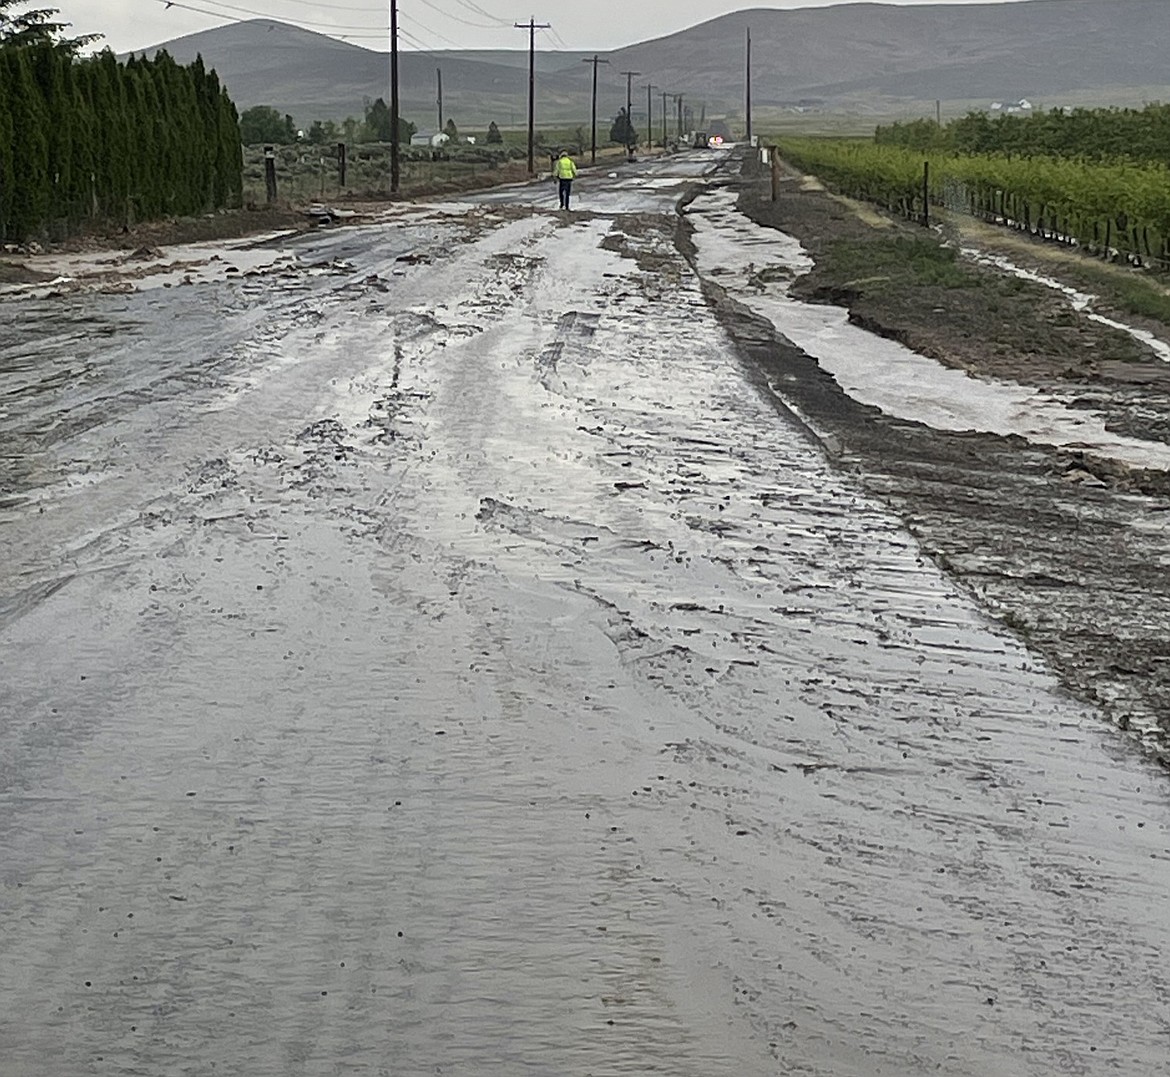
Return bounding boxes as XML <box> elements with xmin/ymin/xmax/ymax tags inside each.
<box><xmin>240</xmin><ymin>142</ymin><xmax>532</xmax><ymax>204</ymax></box>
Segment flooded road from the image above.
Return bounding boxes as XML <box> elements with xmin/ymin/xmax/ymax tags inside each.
<box><xmin>2</xmin><ymin>153</ymin><xmax>1169</xmax><ymax>1076</ymax></box>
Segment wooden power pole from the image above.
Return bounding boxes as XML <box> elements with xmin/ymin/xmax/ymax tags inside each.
<box><xmin>389</xmin><ymin>0</ymin><xmax>399</xmax><ymax>193</ymax></box>
<box><xmin>516</xmin><ymin>18</ymin><xmax>551</xmax><ymax>175</ymax></box>
<box><xmin>745</xmin><ymin>27</ymin><xmax>753</xmax><ymax>143</ymax></box>
<box><xmin>645</xmin><ymin>83</ymin><xmax>656</xmax><ymax>150</ymax></box>
<box><xmin>437</xmin><ymin>67</ymin><xmax>443</xmax><ymax>133</ymax></box>
<box><xmin>582</xmin><ymin>54</ymin><xmax>610</xmax><ymax>164</ymax></box>
<box><xmin>620</xmin><ymin>69</ymin><xmax>640</xmax><ymax>153</ymax></box>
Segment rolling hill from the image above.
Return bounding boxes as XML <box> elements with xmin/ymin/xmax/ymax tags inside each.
<box><xmin>128</xmin><ymin>0</ymin><xmax>1170</xmax><ymax>132</ymax></box>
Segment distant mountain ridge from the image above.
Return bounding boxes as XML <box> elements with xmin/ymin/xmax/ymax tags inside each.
<box><xmin>128</xmin><ymin>1</ymin><xmax>1170</xmax><ymax>129</ymax></box>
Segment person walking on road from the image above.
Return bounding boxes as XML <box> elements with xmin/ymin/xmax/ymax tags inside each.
<box><xmin>555</xmin><ymin>150</ymin><xmax>578</xmax><ymax>210</ymax></box>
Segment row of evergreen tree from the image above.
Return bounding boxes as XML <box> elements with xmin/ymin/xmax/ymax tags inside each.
<box><xmin>0</xmin><ymin>43</ymin><xmax>243</xmax><ymax>242</ymax></box>
<box><xmin>875</xmin><ymin>104</ymin><xmax>1170</xmax><ymax>166</ymax></box>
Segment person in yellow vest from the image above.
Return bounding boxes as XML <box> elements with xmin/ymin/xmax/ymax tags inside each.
<box><xmin>555</xmin><ymin>150</ymin><xmax>578</xmax><ymax>210</ymax></box>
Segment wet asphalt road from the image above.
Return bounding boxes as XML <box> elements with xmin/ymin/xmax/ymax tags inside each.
<box><xmin>2</xmin><ymin>153</ymin><xmax>1170</xmax><ymax>1076</ymax></box>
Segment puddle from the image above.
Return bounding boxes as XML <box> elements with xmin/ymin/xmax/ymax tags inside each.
<box><xmin>0</xmin><ymin>236</ymin><xmax>302</xmax><ymax>298</ymax></box>
<box><xmin>689</xmin><ymin>188</ymin><xmax>1170</xmax><ymax>472</ymax></box>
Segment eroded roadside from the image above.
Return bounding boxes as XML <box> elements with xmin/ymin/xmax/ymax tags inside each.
<box><xmin>693</xmin><ymin>156</ymin><xmax>1170</xmax><ymax>762</ymax></box>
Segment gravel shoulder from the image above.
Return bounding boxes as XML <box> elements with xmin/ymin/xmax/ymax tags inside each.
<box><xmin>713</xmin><ymin>155</ymin><xmax>1170</xmax><ymax>762</ymax></box>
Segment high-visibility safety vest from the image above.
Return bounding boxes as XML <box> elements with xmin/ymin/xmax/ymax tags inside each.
<box><xmin>555</xmin><ymin>156</ymin><xmax>578</xmax><ymax>180</ymax></box>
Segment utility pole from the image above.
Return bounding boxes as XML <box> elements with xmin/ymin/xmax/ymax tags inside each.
<box><xmin>582</xmin><ymin>54</ymin><xmax>610</xmax><ymax>164</ymax></box>
<box><xmin>437</xmin><ymin>67</ymin><xmax>443</xmax><ymax>133</ymax></box>
<box><xmin>675</xmin><ymin>93</ymin><xmax>684</xmax><ymax>139</ymax></box>
<box><xmin>390</xmin><ymin>0</ymin><xmax>399</xmax><ymax>193</ymax></box>
<box><xmin>660</xmin><ymin>90</ymin><xmax>670</xmax><ymax>146</ymax></box>
<box><xmin>516</xmin><ymin>18</ymin><xmax>551</xmax><ymax>175</ymax></box>
<box><xmin>645</xmin><ymin>83</ymin><xmax>656</xmax><ymax>151</ymax></box>
<box><xmin>620</xmin><ymin>69</ymin><xmax>640</xmax><ymax>153</ymax></box>
<box><xmin>745</xmin><ymin>26</ymin><xmax>753</xmax><ymax>143</ymax></box>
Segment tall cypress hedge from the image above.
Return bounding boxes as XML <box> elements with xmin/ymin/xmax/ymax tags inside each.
<box><xmin>0</xmin><ymin>44</ymin><xmax>242</xmax><ymax>242</ymax></box>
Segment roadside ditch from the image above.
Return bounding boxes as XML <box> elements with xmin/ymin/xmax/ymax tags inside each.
<box><xmin>682</xmin><ymin>153</ymin><xmax>1170</xmax><ymax>765</ymax></box>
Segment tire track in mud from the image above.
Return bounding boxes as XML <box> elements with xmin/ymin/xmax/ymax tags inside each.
<box><xmin>393</xmin><ymin>205</ymin><xmax>1170</xmax><ymax>1074</ymax></box>
<box><xmin>4</xmin><ymin>165</ymin><xmax>1170</xmax><ymax>1076</ymax></box>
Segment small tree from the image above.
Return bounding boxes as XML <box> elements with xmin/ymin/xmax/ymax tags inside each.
<box><xmin>444</xmin><ymin>117</ymin><xmax>458</xmax><ymax>142</ymax></box>
<box><xmin>239</xmin><ymin>104</ymin><xmax>291</xmax><ymax>144</ymax></box>
<box><xmin>486</xmin><ymin>120</ymin><xmax>502</xmax><ymax>144</ymax></box>
<box><xmin>609</xmin><ymin>108</ymin><xmax>636</xmax><ymax>147</ymax></box>
<box><xmin>364</xmin><ymin>96</ymin><xmax>392</xmax><ymax>141</ymax></box>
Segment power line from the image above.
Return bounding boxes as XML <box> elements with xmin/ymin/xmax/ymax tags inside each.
<box><xmin>452</xmin><ymin>0</ymin><xmax>510</xmax><ymax>25</ymax></box>
<box><xmin>152</xmin><ymin>0</ymin><xmax>381</xmax><ymax>33</ymax></box>
<box><xmin>151</xmin><ymin>0</ymin><xmax>491</xmax><ymax>45</ymax></box>
<box><xmin>542</xmin><ymin>24</ymin><xmax>569</xmax><ymax>51</ymax></box>
<box><xmin>399</xmin><ymin>11</ymin><xmax>464</xmax><ymax>49</ymax></box>
<box><xmin>397</xmin><ymin>24</ymin><xmax>445</xmax><ymax>52</ymax></box>
<box><xmin>224</xmin><ymin>0</ymin><xmax>386</xmax><ymax>13</ymax></box>
<box><xmin>413</xmin><ymin>0</ymin><xmax>500</xmax><ymax>30</ymax></box>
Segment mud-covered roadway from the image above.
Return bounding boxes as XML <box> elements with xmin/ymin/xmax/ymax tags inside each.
<box><xmin>2</xmin><ymin>150</ymin><xmax>1169</xmax><ymax>1076</ymax></box>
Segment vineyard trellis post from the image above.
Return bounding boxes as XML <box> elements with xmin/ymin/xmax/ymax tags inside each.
<box><xmin>922</xmin><ymin>160</ymin><xmax>929</xmax><ymax>228</ymax></box>
<box><xmin>264</xmin><ymin>146</ymin><xmax>277</xmax><ymax>204</ymax></box>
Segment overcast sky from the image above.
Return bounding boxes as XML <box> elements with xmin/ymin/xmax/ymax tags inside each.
<box><xmin>44</xmin><ymin>0</ymin><xmax>1034</xmax><ymax>54</ymax></box>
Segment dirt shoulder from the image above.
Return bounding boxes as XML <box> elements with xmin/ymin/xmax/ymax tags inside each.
<box><xmin>716</xmin><ymin>155</ymin><xmax>1170</xmax><ymax>765</ymax></box>
<box><xmin>0</xmin><ymin>155</ymin><xmax>581</xmax><ymax>282</ymax></box>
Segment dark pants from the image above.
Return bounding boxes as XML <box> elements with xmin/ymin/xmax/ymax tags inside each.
<box><xmin>558</xmin><ymin>178</ymin><xmax>572</xmax><ymax>209</ymax></box>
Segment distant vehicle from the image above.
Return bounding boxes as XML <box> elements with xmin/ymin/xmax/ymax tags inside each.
<box><xmin>708</xmin><ymin>135</ymin><xmax>725</xmax><ymax>147</ymax></box>
<box><xmin>691</xmin><ymin>131</ymin><xmax>708</xmax><ymax>149</ymax></box>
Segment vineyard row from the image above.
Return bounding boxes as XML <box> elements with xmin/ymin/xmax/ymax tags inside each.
<box><xmin>778</xmin><ymin>138</ymin><xmax>1170</xmax><ymax>268</ymax></box>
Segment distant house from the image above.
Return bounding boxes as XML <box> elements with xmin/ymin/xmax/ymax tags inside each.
<box><xmin>990</xmin><ymin>99</ymin><xmax>1034</xmax><ymax>115</ymax></box>
<box><xmin>410</xmin><ymin>130</ymin><xmax>434</xmax><ymax>146</ymax></box>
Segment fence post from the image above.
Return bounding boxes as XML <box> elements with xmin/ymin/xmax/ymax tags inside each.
<box><xmin>264</xmin><ymin>145</ymin><xmax>278</xmax><ymax>204</ymax></box>
<box><xmin>337</xmin><ymin>142</ymin><xmax>347</xmax><ymax>189</ymax></box>
<box><xmin>770</xmin><ymin>145</ymin><xmax>781</xmax><ymax>202</ymax></box>
<box><xmin>922</xmin><ymin>160</ymin><xmax>930</xmax><ymax>227</ymax></box>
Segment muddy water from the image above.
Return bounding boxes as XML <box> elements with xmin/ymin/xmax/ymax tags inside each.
<box><xmin>688</xmin><ymin>187</ymin><xmax>1170</xmax><ymax>472</ymax></box>
<box><xmin>2</xmin><ymin>155</ymin><xmax>1169</xmax><ymax>1076</ymax></box>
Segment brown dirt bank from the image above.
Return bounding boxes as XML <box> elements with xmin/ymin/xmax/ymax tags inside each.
<box><xmin>712</xmin><ymin>156</ymin><xmax>1170</xmax><ymax>765</ymax></box>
